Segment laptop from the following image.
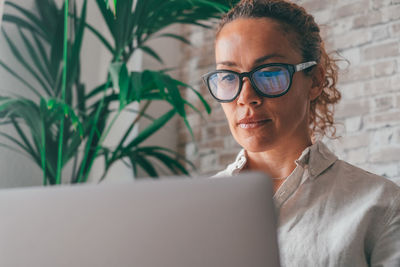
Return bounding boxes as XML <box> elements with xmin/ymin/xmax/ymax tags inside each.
<box><xmin>0</xmin><ymin>172</ymin><xmax>280</xmax><ymax>267</ymax></box>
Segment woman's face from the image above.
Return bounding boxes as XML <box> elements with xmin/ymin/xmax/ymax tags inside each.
<box><xmin>215</xmin><ymin>18</ymin><xmax>316</xmax><ymax>152</ymax></box>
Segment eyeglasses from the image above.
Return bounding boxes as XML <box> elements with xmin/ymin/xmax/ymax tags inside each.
<box><xmin>202</xmin><ymin>61</ymin><xmax>317</xmax><ymax>103</ymax></box>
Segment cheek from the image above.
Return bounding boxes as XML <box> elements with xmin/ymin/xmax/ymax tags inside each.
<box><xmin>221</xmin><ymin>103</ymin><xmax>235</xmax><ymax>124</ymax></box>
<box><xmin>271</xmin><ymin>86</ymin><xmax>310</xmax><ymax>124</ymax></box>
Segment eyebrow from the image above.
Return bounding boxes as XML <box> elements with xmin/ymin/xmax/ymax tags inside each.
<box><xmin>216</xmin><ymin>53</ymin><xmax>286</xmax><ymax>67</ymax></box>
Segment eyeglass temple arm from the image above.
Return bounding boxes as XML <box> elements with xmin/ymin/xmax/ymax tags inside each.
<box><xmin>295</xmin><ymin>61</ymin><xmax>317</xmax><ymax>72</ymax></box>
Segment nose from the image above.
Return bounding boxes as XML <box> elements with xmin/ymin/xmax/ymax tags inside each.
<box><xmin>237</xmin><ymin>77</ymin><xmax>263</xmax><ymax>106</ymax></box>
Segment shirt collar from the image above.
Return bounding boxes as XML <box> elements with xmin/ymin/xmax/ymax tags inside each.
<box><xmin>228</xmin><ymin>141</ymin><xmax>338</xmax><ymax>179</ymax></box>
<box><xmin>307</xmin><ymin>141</ymin><xmax>338</xmax><ymax>179</ymax></box>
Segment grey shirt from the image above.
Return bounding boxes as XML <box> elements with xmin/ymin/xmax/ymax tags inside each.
<box><xmin>214</xmin><ymin>141</ymin><xmax>400</xmax><ymax>267</ymax></box>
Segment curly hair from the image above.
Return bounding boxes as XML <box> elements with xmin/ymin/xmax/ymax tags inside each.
<box><xmin>216</xmin><ymin>0</ymin><xmax>341</xmax><ymax>139</ymax></box>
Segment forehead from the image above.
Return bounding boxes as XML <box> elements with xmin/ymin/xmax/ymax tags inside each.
<box><xmin>215</xmin><ymin>18</ymin><xmax>301</xmax><ymax>68</ymax></box>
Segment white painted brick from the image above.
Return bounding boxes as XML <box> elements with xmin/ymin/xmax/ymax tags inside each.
<box><xmin>370</xmin><ymin>146</ymin><xmax>400</xmax><ymax>163</ymax></box>
<box><xmin>362</xmin><ymin>41</ymin><xmax>400</xmax><ymax>61</ymax></box>
<box><xmin>189</xmin><ymin>30</ymin><xmax>205</xmax><ymax>48</ymax></box>
<box><xmin>381</xmin><ymin>5</ymin><xmax>400</xmax><ymax>21</ymax></box>
<box><xmin>371</xmin><ymin>95</ymin><xmax>394</xmax><ymax>111</ymax></box>
<box><xmin>372</xmin><ymin>0</ymin><xmax>392</xmax><ymax>9</ymax></box>
<box><xmin>339</xmin><ymin>47</ymin><xmax>361</xmax><ymax>66</ymax></box>
<box><xmin>394</xmin><ymin>127</ymin><xmax>400</xmax><ymax>144</ymax></box>
<box><xmin>313</xmin><ymin>9</ymin><xmax>332</xmax><ymax>25</ymax></box>
<box><xmin>340</xmin><ymin>65</ymin><xmax>374</xmax><ymax>84</ymax></box>
<box><xmin>334</xmin><ymin>30</ymin><xmax>370</xmax><ymax>50</ymax></box>
<box><xmin>185</xmin><ymin>142</ymin><xmax>197</xmax><ymax>159</ymax></box>
<box><xmin>364</xmin><ymin>78</ymin><xmax>392</xmax><ymax>96</ymax></box>
<box><xmin>339</xmin><ymin>82</ymin><xmax>365</xmax><ymax>100</ymax></box>
<box><xmin>372</xmin><ymin>26</ymin><xmax>390</xmax><ymax>41</ymax></box>
<box><xmin>224</xmin><ymin>136</ymin><xmax>240</xmax><ymax>150</ymax></box>
<box><xmin>396</xmin><ymin>94</ymin><xmax>400</xmax><ymax>108</ymax></box>
<box><xmin>344</xmin><ymin>116</ymin><xmax>363</xmax><ymax>132</ymax></box>
<box><xmin>369</xmin><ymin>163</ymin><xmax>398</xmax><ymax>177</ymax></box>
<box><xmin>335</xmin><ymin>1</ymin><xmax>369</xmax><ymax>19</ymax></box>
<box><xmin>333</xmin><ymin>17</ymin><xmax>359</xmax><ymax>36</ymax></box>
<box><xmin>186</xmin><ymin>113</ymin><xmax>201</xmax><ymax>128</ymax></box>
<box><xmin>335</xmin><ymin>99</ymin><xmax>370</xmax><ymax>118</ymax></box>
<box><xmin>364</xmin><ymin>111</ymin><xmax>400</xmax><ymax>129</ymax></box>
<box><xmin>371</xmin><ymin>127</ymin><xmax>397</xmax><ymax>149</ymax></box>
<box><xmin>200</xmin><ymin>152</ymin><xmax>218</xmax><ymax>171</ymax></box>
<box><xmin>339</xmin><ymin>131</ymin><xmax>370</xmax><ymax>149</ymax></box>
<box><xmin>391</xmin><ymin>21</ymin><xmax>400</xmax><ymax>36</ymax></box>
<box><xmin>373</xmin><ymin>60</ymin><xmax>397</xmax><ymax>77</ymax></box>
<box><xmin>391</xmin><ymin>176</ymin><xmax>400</xmax><ymax>186</ymax></box>
<box><xmin>353</xmin><ymin>11</ymin><xmax>383</xmax><ymax>28</ymax></box>
<box><xmin>391</xmin><ymin>75</ymin><xmax>400</xmax><ymax>91</ymax></box>
<box><xmin>347</xmin><ymin>147</ymin><xmax>369</xmax><ymax>164</ymax></box>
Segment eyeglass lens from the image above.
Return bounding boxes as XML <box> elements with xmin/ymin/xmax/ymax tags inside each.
<box><xmin>208</xmin><ymin>65</ymin><xmax>291</xmax><ymax>101</ymax></box>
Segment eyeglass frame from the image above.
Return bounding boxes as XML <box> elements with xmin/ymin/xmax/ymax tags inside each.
<box><xmin>202</xmin><ymin>61</ymin><xmax>317</xmax><ymax>103</ymax></box>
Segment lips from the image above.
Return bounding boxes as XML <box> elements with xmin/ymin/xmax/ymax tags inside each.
<box><xmin>237</xmin><ymin>117</ymin><xmax>271</xmax><ymax>129</ymax></box>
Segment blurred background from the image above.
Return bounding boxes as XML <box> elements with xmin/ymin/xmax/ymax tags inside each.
<box><xmin>1</xmin><ymin>0</ymin><xmax>399</xmax><ymax>188</ymax></box>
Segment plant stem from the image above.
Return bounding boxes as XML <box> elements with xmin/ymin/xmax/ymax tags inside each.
<box><xmin>76</xmin><ymin>75</ymin><xmax>112</xmax><ymax>183</ymax></box>
<box><xmin>82</xmin><ymin>108</ymin><xmax>121</xmax><ymax>183</ymax></box>
<box><xmin>110</xmin><ymin>100</ymin><xmax>150</xmax><ymax>164</ymax></box>
<box><xmin>56</xmin><ymin>0</ymin><xmax>69</xmax><ymax>185</ymax></box>
<box><xmin>41</xmin><ymin>113</ymin><xmax>46</xmax><ymax>185</ymax></box>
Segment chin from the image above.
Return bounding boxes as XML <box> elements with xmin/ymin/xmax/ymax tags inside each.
<box><xmin>235</xmin><ymin>135</ymin><xmax>277</xmax><ymax>153</ymax></box>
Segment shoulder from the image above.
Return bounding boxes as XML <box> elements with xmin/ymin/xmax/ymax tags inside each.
<box><xmin>310</xmin><ymin>141</ymin><xmax>399</xmax><ymax>197</ymax></box>
<box><xmin>329</xmin><ymin>159</ymin><xmax>400</xmax><ymax>197</ymax></box>
<box><xmin>309</xmin><ymin>141</ymin><xmax>399</xmax><ymax>226</ymax></box>
<box><xmin>320</xmin><ymin>159</ymin><xmax>400</xmax><ymax>237</ymax></box>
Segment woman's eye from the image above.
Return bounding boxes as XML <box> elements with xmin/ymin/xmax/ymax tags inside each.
<box><xmin>221</xmin><ymin>73</ymin><xmax>236</xmax><ymax>82</ymax></box>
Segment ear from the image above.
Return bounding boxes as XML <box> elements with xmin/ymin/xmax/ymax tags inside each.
<box><xmin>309</xmin><ymin>65</ymin><xmax>324</xmax><ymax>101</ymax></box>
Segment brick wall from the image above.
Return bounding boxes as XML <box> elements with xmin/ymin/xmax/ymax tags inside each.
<box><xmin>177</xmin><ymin>0</ymin><xmax>400</xmax><ymax>184</ymax></box>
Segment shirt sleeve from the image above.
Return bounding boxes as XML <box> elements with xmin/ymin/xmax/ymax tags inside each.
<box><xmin>370</xmin><ymin>191</ymin><xmax>400</xmax><ymax>267</ymax></box>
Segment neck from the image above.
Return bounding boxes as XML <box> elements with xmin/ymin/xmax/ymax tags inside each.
<box><xmin>245</xmin><ymin>138</ymin><xmax>312</xmax><ymax>179</ymax></box>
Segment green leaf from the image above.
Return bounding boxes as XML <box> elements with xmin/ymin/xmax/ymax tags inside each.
<box><xmin>153</xmin><ymin>33</ymin><xmax>191</xmax><ymax>45</ymax></box>
<box><xmin>4</xmin><ymin>1</ymin><xmax>47</xmax><ymax>38</ymax></box>
<box><xmin>85</xmin><ymin>83</ymin><xmax>109</xmax><ymax>100</ymax></box>
<box><xmin>0</xmin><ymin>131</ymin><xmax>31</xmax><ymax>156</ymax></box>
<box><xmin>95</xmin><ymin>0</ymin><xmax>117</xmax><ymax>52</ymax></box>
<box><xmin>0</xmin><ymin>61</ymin><xmax>41</xmax><ymax>98</ymax></box>
<box><xmin>174</xmin><ymin>79</ymin><xmax>212</xmax><ymax>114</ymax></box>
<box><xmin>17</xmin><ymin>27</ymin><xmax>52</xmax><ymax>88</ymax></box>
<box><xmin>2</xmin><ymin>28</ymin><xmax>52</xmax><ymax>96</ymax></box>
<box><xmin>32</xmin><ymin>33</ymin><xmax>52</xmax><ymax>82</ymax></box>
<box><xmin>139</xmin><ymin>46</ymin><xmax>164</xmax><ymax>64</ymax></box>
<box><xmin>162</xmin><ymin>74</ymin><xmax>186</xmax><ymax>117</ymax></box>
<box><xmin>46</xmin><ymin>99</ymin><xmax>84</xmax><ymax>137</ymax></box>
<box><xmin>138</xmin><ymin>146</ymin><xmax>194</xmax><ymax>174</ymax></box>
<box><xmin>130</xmin><ymin>72</ymin><xmax>143</xmax><ymax>102</ymax></box>
<box><xmin>124</xmin><ymin>109</ymin><xmax>176</xmax><ymax>151</ymax></box>
<box><xmin>109</xmin><ymin>62</ymin><xmax>130</xmax><ymax>110</ymax></box>
<box><xmin>2</xmin><ymin>14</ymin><xmax>47</xmax><ymax>40</ymax></box>
<box><xmin>130</xmin><ymin>153</ymin><xmax>158</xmax><ymax>178</ymax></box>
<box><xmin>85</xmin><ymin>22</ymin><xmax>114</xmax><ymax>53</ymax></box>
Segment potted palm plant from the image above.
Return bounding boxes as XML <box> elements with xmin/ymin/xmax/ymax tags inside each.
<box><xmin>0</xmin><ymin>0</ymin><xmax>236</xmax><ymax>185</ymax></box>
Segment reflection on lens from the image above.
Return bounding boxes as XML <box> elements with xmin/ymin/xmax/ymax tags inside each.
<box><xmin>253</xmin><ymin>67</ymin><xmax>290</xmax><ymax>95</ymax></box>
<box><xmin>209</xmin><ymin>72</ymin><xmax>239</xmax><ymax>100</ymax></box>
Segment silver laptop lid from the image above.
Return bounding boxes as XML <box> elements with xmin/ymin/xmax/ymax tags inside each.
<box><xmin>0</xmin><ymin>172</ymin><xmax>280</xmax><ymax>267</ymax></box>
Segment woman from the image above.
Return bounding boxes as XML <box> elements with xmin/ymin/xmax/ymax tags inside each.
<box><xmin>202</xmin><ymin>0</ymin><xmax>400</xmax><ymax>266</ymax></box>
